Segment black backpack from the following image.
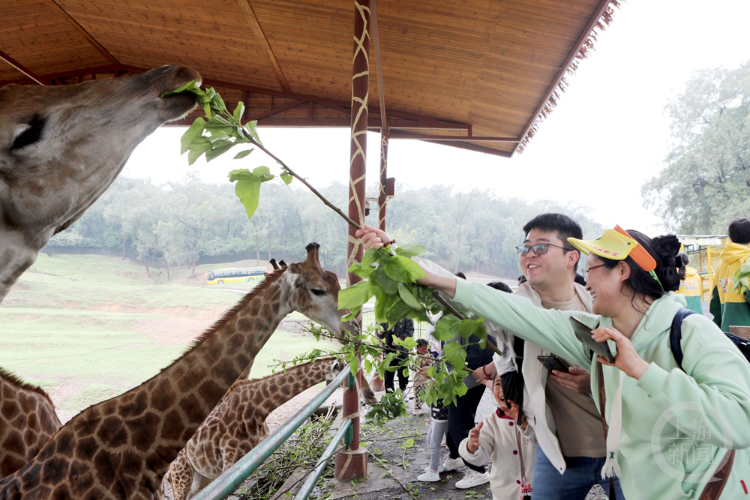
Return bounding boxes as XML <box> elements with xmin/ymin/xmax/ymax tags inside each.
<box><xmin>670</xmin><ymin>308</ymin><xmax>750</xmax><ymax>369</ymax></box>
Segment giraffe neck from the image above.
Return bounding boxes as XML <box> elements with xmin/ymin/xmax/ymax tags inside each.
<box><xmin>246</xmin><ymin>359</ymin><xmax>336</xmax><ymax>421</ymax></box>
<box><xmin>147</xmin><ymin>273</ymin><xmax>292</xmax><ymax>443</ymax></box>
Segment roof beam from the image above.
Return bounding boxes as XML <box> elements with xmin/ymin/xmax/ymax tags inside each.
<box><xmin>0</xmin><ymin>49</ymin><xmax>44</xmax><ymax>85</ymax></box>
<box><xmin>389</xmin><ymin>130</ymin><xmax>519</xmax><ymax>143</ymax></box>
<box><xmin>236</xmin><ymin>0</ymin><xmax>291</xmax><ymax>92</ymax></box>
<box><xmin>370</xmin><ymin>0</ymin><xmax>387</xmax><ymax>129</ymax></box>
<box><xmin>42</xmin><ymin>0</ymin><xmax>119</xmax><ymax>65</ymax></box>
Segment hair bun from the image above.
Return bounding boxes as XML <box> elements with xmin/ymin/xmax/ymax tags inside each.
<box><xmin>652</xmin><ymin>235</ymin><xmax>681</xmax><ymax>292</ymax></box>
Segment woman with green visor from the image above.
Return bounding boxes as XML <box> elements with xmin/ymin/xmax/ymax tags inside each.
<box><xmin>357</xmin><ymin>224</ymin><xmax>750</xmax><ymax>500</ymax></box>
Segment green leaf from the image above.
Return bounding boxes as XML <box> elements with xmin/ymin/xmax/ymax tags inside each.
<box><xmin>234</xmin><ymin>177</ymin><xmax>262</xmax><ymax>219</ymax></box>
<box><xmin>362</xmin><ymin>249</ymin><xmax>379</xmax><ymax>269</ymax></box>
<box><xmin>180</xmin><ymin>117</ymin><xmax>206</xmax><ymax>154</ymax></box>
<box><xmin>245</xmin><ymin>120</ymin><xmax>262</xmax><ymax>144</ymax></box>
<box><xmin>386</xmin><ymin>298</ymin><xmax>412</xmax><ymax>326</ymax></box>
<box><xmin>252</xmin><ymin>166</ymin><xmax>274</xmax><ymax>182</ymax></box>
<box><xmin>281</xmin><ymin>171</ymin><xmax>293</xmax><ymax>185</ymax></box>
<box><xmin>187</xmin><ymin>137</ymin><xmax>211</xmax><ymax>165</ymax></box>
<box><xmin>338</xmin><ymin>280</ymin><xmax>375</xmax><ymax>310</ymax></box>
<box><xmin>233</xmin><ymin>149</ymin><xmax>253</xmax><ymax>160</ymax></box>
<box><xmin>458</xmin><ymin>318</ymin><xmax>479</xmax><ymax>339</ymax></box>
<box><xmin>341</xmin><ymin>305</ymin><xmax>361</xmax><ymax>322</ymax></box>
<box><xmin>205</xmin><ymin>139</ymin><xmax>234</xmax><ymax>162</ymax></box>
<box><xmin>394</xmin><ymin>256</ymin><xmax>427</xmax><ymax>282</ymax></box>
<box><xmin>372</xmin><ymin>267</ymin><xmax>398</xmax><ymax>294</ymax></box>
<box><xmin>383</xmin><ymin>259</ymin><xmax>408</xmax><ymax>282</ymax></box>
<box><xmin>401</xmin><ymin>337</ymin><xmax>417</xmax><ymax>349</ymax></box>
<box><xmin>444</xmin><ymin>342</ymin><xmax>466</xmax><ymax>369</ymax></box>
<box><xmin>397</xmin><ymin>283</ymin><xmax>422</xmax><ymax>310</ymax></box>
<box><xmin>406</xmin><ymin>438</ymin><xmax>415</xmax><ymax>448</ymax></box>
<box><xmin>210</xmin><ymin>91</ymin><xmax>228</xmax><ymax>115</ymax></box>
<box><xmin>433</xmin><ymin>314</ymin><xmax>461</xmax><ymax>341</ymax></box>
<box><xmin>233</xmin><ymin>101</ymin><xmax>245</xmax><ymax>123</ymax></box>
<box><xmin>365</xmin><ymin>359</ymin><xmax>372</xmax><ymax>373</ymax></box>
<box><xmin>160</xmin><ymin>79</ymin><xmax>201</xmax><ymax>97</ymax></box>
<box><xmin>396</xmin><ymin>244</ymin><xmax>426</xmax><ymax>258</ymax></box>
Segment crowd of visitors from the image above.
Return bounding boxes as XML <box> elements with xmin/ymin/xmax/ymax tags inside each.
<box><xmin>360</xmin><ymin>215</ymin><xmax>750</xmax><ymax>500</ymax></box>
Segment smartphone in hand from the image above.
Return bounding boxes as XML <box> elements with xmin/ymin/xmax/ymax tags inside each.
<box><xmin>537</xmin><ymin>355</ymin><xmax>569</xmax><ymax>373</ymax></box>
<box><xmin>570</xmin><ymin>316</ymin><xmax>614</xmax><ymax>363</ymax></box>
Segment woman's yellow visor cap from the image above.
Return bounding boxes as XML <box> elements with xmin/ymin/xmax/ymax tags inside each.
<box><xmin>567</xmin><ymin>226</ymin><xmax>657</xmax><ymax>272</ymax></box>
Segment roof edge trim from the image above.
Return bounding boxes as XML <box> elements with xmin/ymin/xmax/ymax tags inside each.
<box><xmin>515</xmin><ymin>0</ymin><xmax>623</xmax><ymax>155</ymax></box>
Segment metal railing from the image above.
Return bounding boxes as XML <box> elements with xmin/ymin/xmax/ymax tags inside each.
<box><xmin>192</xmin><ymin>364</ymin><xmax>353</xmax><ymax>500</ymax></box>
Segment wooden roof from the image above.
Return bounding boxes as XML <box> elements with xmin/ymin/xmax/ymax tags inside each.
<box><xmin>0</xmin><ymin>0</ymin><xmax>621</xmax><ymax>157</ymax></box>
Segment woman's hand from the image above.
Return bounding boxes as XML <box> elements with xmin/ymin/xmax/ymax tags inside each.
<box><xmin>466</xmin><ymin>421</ymin><xmax>483</xmax><ymax>454</ymax></box>
<box><xmin>592</xmin><ymin>327</ymin><xmax>650</xmax><ymax>379</ymax></box>
<box><xmin>354</xmin><ymin>225</ymin><xmax>391</xmax><ymax>251</ymax></box>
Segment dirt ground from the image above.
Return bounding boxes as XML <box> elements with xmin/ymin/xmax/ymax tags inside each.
<box><xmin>313</xmin><ymin>386</ymin><xmax>610</xmax><ymax>500</ymax></box>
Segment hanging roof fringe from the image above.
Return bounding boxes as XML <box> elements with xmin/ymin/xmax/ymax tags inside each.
<box><xmin>517</xmin><ymin>0</ymin><xmax>623</xmax><ymax>154</ymax></box>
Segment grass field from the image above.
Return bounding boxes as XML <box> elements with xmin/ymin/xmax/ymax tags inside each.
<box><xmin>0</xmin><ymin>253</ymin><xmax>337</xmax><ymax>422</ymax></box>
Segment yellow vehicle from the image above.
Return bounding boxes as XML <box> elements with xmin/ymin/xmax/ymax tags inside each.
<box><xmin>206</xmin><ymin>267</ymin><xmax>266</xmax><ymax>285</ymax></box>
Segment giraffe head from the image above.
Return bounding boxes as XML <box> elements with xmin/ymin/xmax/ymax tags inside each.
<box><xmin>0</xmin><ymin>66</ymin><xmax>200</xmax><ymax>301</ymax></box>
<box><xmin>282</xmin><ymin>243</ymin><xmax>349</xmax><ymax>337</ymax></box>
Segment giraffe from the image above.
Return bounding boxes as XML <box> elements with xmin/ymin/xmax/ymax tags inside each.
<box><xmin>163</xmin><ymin>357</ymin><xmax>376</xmax><ymax>500</ymax></box>
<box><xmin>0</xmin><ymin>368</ymin><xmax>62</xmax><ymax>479</ymax></box>
<box><xmin>0</xmin><ymin>65</ymin><xmax>200</xmax><ymax>303</ymax></box>
<box><xmin>0</xmin><ymin>243</ymin><xmax>350</xmax><ymax>500</ymax></box>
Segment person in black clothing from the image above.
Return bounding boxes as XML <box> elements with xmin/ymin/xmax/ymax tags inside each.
<box><xmin>443</xmin><ymin>331</ymin><xmax>497</xmax><ymax>488</ymax></box>
<box><xmin>378</xmin><ymin>318</ymin><xmax>414</xmax><ymax>393</ymax></box>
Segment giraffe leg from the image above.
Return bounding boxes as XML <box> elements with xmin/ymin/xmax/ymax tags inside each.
<box><xmin>186</xmin><ymin>471</ymin><xmax>213</xmax><ymax>499</ymax></box>
<box><xmin>167</xmin><ymin>449</ymin><xmax>195</xmax><ymax>500</ymax></box>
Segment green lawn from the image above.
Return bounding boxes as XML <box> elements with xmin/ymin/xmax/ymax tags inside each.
<box><xmin>1</xmin><ymin>254</ymin><xmax>338</xmax><ymax>419</ymax></box>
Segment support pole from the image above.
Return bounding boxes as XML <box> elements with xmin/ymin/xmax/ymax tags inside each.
<box><xmin>338</xmin><ymin>0</ymin><xmax>370</xmax><ymax>482</ymax></box>
<box><xmin>378</xmin><ymin>128</ymin><xmax>389</xmax><ymax>231</ymax></box>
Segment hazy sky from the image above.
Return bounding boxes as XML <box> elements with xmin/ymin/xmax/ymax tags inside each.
<box><xmin>123</xmin><ymin>0</ymin><xmax>750</xmax><ymax>235</ymax></box>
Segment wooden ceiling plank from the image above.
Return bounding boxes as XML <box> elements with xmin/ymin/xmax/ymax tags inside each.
<box><xmin>42</xmin><ymin>0</ymin><xmax>119</xmax><ymax>65</ymax></box>
<box><xmin>0</xmin><ymin>49</ymin><xmax>44</xmax><ymax>85</ymax></box>
<box><xmin>236</xmin><ymin>0</ymin><xmax>291</xmax><ymax>92</ymax></box>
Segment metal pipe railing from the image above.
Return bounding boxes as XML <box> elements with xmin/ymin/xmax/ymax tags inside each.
<box><xmin>192</xmin><ymin>364</ymin><xmax>352</xmax><ymax>500</ymax></box>
<box><xmin>294</xmin><ymin>417</ymin><xmax>352</xmax><ymax>499</ymax></box>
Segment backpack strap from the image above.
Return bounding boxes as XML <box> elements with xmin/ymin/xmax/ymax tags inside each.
<box><xmin>669</xmin><ymin>308</ymin><xmax>695</xmax><ymax>371</ymax></box>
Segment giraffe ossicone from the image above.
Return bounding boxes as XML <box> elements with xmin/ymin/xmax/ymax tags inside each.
<box><xmin>0</xmin><ymin>243</ymin><xmax>350</xmax><ymax>500</ymax></box>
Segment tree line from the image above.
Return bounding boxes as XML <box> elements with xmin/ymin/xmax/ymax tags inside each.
<box><xmin>643</xmin><ymin>60</ymin><xmax>750</xmax><ymax>234</ymax></box>
<box><xmin>48</xmin><ymin>174</ymin><xmax>604</xmax><ymax>280</ymax></box>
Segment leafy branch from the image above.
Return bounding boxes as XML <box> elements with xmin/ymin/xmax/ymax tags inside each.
<box><xmin>165</xmin><ymin>83</ymin><xmax>500</xmax><ymax>414</ymax></box>
<box><xmin>163</xmin><ymin>81</ymin><xmax>361</xmax><ymax>227</ymax></box>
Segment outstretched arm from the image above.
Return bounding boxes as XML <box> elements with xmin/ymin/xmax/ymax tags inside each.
<box><xmin>355</xmin><ymin>225</ymin><xmax>597</xmax><ymax>369</ymax></box>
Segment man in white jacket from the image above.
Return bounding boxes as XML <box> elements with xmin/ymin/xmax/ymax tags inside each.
<box><xmin>479</xmin><ymin>214</ymin><xmax>623</xmax><ymax>499</ymax></box>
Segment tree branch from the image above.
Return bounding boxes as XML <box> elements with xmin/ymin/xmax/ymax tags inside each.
<box><xmin>241</xmin><ymin>130</ymin><xmax>363</xmax><ymax>230</ymax></box>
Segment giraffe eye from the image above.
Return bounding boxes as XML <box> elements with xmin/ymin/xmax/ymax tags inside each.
<box><xmin>311</xmin><ymin>288</ymin><xmax>326</xmax><ymax>296</ymax></box>
<box><xmin>12</xmin><ymin>116</ymin><xmax>45</xmax><ymax>150</ymax></box>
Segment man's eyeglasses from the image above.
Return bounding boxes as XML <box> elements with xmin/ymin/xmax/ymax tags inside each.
<box><xmin>515</xmin><ymin>243</ymin><xmax>570</xmax><ymax>257</ymax></box>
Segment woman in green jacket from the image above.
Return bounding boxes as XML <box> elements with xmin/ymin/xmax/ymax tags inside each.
<box><xmin>357</xmin><ymin>224</ymin><xmax>750</xmax><ymax>500</ymax></box>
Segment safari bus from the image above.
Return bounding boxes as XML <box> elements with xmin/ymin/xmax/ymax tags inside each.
<box><xmin>206</xmin><ymin>267</ymin><xmax>266</xmax><ymax>285</ymax></box>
